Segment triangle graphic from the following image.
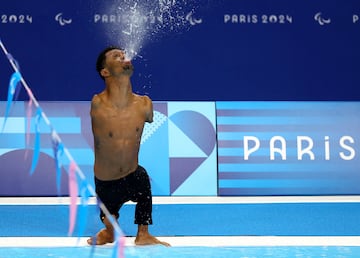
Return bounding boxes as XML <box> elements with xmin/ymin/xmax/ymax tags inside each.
<box><xmin>170</xmin><ymin>157</ymin><xmax>206</xmax><ymax>194</ymax></box>
<box><xmin>168</xmin><ymin>120</ymin><xmax>206</xmax><ymax>157</ymax></box>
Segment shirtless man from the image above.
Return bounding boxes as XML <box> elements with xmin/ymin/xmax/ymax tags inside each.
<box><xmin>87</xmin><ymin>46</ymin><xmax>170</xmax><ymax>247</ymax></box>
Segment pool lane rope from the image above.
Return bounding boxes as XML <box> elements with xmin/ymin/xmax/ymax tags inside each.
<box><xmin>0</xmin><ymin>38</ymin><xmax>125</xmax><ymax>258</ymax></box>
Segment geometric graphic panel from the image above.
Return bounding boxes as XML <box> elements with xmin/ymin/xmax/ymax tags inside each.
<box><xmin>217</xmin><ymin>101</ymin><xmax>360</xmax><ymax>196</ymax></box>
<box><xmin>0</xmin><ymin>149</ymin><xmax>69</xmax><ymax>196</ymax></box>
<box><xmin>168</xmin><ymin>120</ymin><xmax>206</xmax><ymax>157</ymax></box>
<box><xmin>170</xmin><ymin>111</ymin><xmax>216</xmax><ymax>155</ymax></box>
<box><xmin>168</xmin><ymin>102</ymin><xmax>217</xmax><ymax>195</ymax></box>
<box><xmin>0</xmin><ymin>101</ymin><xmax>93</xmax><ymax>196</ymax></box>
<box><xmin>139</xmin><ymin>109</ymin><xmax>170</xmax><ymax>196</ymax></box>
<box><xmin>0</xmin><ymin>101</ymin><xmax>217</xmax><ymax>196</ymax></box>
<box><xmin>169</xmin><ymin>157</ymin><xmax>206</xmax><ymax>194</ymax></box>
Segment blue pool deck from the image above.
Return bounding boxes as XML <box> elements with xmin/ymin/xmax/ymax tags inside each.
<box><xmin>0</xmin><ymin>196</ymin><xmax>360</xmax><ymax>257</ymax></box>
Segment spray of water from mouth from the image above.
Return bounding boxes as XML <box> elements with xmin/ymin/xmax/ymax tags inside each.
<box><xmin>102</xmin><ymin>2</ymin><xmax>145</xmax><ymax>60</ymax></box>
<box><xmin>102</xmin><ymin>0</ymin><xmax>204</xmax><ymax>95</ymax></box>
<box><xmin>104</xmin><ymin>0</ymin><xmax>201</xmax><ymax>60</ymax></box>
<box><xmin>119</xmin><ymin>2</ymin><xmax>147</xmax><ymax>60</ymax></box>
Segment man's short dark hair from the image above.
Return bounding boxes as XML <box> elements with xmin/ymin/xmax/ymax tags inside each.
<box><xmin>96</xmin><ymin>46</ymin><xmax>123</xmax><ymax>80</ymax></box>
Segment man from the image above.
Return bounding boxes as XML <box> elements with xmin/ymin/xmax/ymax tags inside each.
<box><xmin>87</xmin><ymin>46</ymin><xmax>170</xmax><ymax>247</ymax></box>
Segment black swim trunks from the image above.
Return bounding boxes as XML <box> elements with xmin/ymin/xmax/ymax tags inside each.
<box><xmin>94</xmin><ymin>165</ymin><xmax>153</xmax><ymax>225</ymax></box>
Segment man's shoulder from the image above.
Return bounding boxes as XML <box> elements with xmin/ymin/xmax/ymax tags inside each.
<box><xmin>134</xmin><ymin>93</ymin><xmax>152</xmax><ymax>102</ymax></box>
<box><xmin>91</xmin><ymin>94</ymin><xmax>103</xmax><ymax>110</ymax></box>
<box><xmin>132</xmin><ymin>93</ymin><xmax>151</xmax><ymax>105</ymax></box>
<box><xmin>91</xmin><ymin>93</ymin><xmax>101</xmax><ymax>102</ymax></box>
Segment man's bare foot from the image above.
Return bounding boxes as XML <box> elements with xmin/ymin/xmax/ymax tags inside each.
<box><xmin>135</xmin><ymin>233</ymin><xmax>170</xmax><ymax>246</ymax></box>
<box><xmin>135</xmin><ymin>226</ymin><xmax>170</xmax><ymax>247</ymax></box>
<box><xmin>87</xmin><ymin>228</ymin><xmax>114</xmax><ymax>245</ymax></box>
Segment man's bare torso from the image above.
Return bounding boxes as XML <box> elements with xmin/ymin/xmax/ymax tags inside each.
<box><xmin>90</xmin><ymin>92</ymin><xmax>153</xmax><ymax>180</ymax></box>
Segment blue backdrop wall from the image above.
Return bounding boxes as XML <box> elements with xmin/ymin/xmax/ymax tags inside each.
<box><xmin>1</xmin><ymin>1</ymin><xmax>360</xmax><ymax>197</ymax></box>
<box><xmin>0</xmin><ymin>0</ymin><xmax>359</xmax><ymax>101</ymax></box>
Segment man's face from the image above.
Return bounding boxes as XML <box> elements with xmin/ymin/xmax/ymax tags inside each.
<box><xmin>102</xmin><ymin>49</ymin><xmax>134</xmax><ymax>78</ymax></box>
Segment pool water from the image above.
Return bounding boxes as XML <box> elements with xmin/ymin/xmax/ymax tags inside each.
<box><xmin>1</xmin><ymin>246</ymin><xmax>359</xmax><ymax>258</ymax></box>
